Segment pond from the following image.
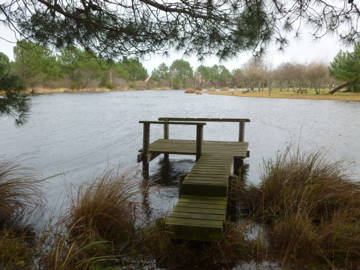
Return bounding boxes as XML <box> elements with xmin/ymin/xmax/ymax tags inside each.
<box><xmin>1</xmin><ymin>90</ymin><xmax>359</xmax><ymax>224</ymax></box>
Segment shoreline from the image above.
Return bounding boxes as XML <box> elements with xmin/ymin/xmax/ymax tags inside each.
<box><xmin>24</xmin><ymin>87</ymin><xmax>174</xmax><ymax>94</ymax></box>
<box><xmin>206</xmin><ymin>90</ymin><xmax>360</xmax><ymax>101</ymax></box>
<box><xmin>2</xmin><ymin>87</ymin><xmax>360</xmax><ymax>101</ymax></box>
<box><xmin>0</xmin><ymin>87</ymin><xmax>175</xmax><ymax>95</ymax></box>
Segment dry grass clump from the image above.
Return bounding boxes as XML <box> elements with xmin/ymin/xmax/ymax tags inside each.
<box><xmin>43</xmin><ymin>231</ymin><xmax>114</xmax><ymax>270</ymax></box>
<box><xmin>43</xmin><ymin>171</ymin><xmax>138</xmax><ymax>270</ymax></box>
<box><xmin>251</xmin><ymin>151</ymin><xmax>360</xmax><ymax>223</ymax></box>
<box><xmin>141</xmin><ymin>219</ymin><xmax>266</xmax><ymax>269</ymax></box>
<box><xmin>243</xmin><ymin>150</ymin><xmax>360</xmax><ymax>268</ymax></box>
<box><xmin>0</xmin><ymin>229</ymin><xmax>35</xmax><ymax>270</ymax></box>
<box><xmin>269</xmin><ymin>213</ymin><xmax>318</xmax><ymax>265</ymax></box>
<box><xmin>67</xmin><ymin>171</ymin><xmax>136</xmax><ymax>245</ymax></box>
<box><xmin>0</xmin><ymin>160</ymin><xmax>44</xmax><ymax>229</ymax></box>
<box><xmin>319</xmin><ymin>209</ymin><xmax>360</xmax><ymax>268</ymax></box>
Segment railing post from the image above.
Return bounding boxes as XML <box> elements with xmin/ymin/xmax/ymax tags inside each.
<box><xmin>163</xmin><ymin>119</ymin><xmax>169</xmax><ymax>161</ymax></box>
<box><xmin>239</xmin><ymin>122</ymin><xmax>245</xmax><ymax>142</ymax></box>
<box><xmin>142</xmin><ymin>122</ymin><xmax>150</xmax><ymax>179</ymax></box>
<box><xmin>196</xmin><ymin>124</ymin><xmax>203</xmax><ymax>161</ymax></box>
<box><xmin>164</xmin><ymin>119</ymin><xmax>169</xmax><ymax>139</ymax></box>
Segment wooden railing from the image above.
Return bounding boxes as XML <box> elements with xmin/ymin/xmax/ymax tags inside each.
<box><xmin>139</xmin><ymin>121</ymin><xmax>206</xmax><ymax>178</ymax></box>
<box><xmin>158</xmin><ymin>117</ymin><xmax>250</xmax><ymax>142</ymax></box>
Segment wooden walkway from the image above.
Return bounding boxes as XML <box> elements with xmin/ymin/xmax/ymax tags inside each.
<box><xmin>138</xmin><ymin>118</ymin><xmax>250</xmax><ymax>242</ymax></box>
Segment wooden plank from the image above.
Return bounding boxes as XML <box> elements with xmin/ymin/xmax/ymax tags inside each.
<box><xmin>166</xmin><ymin>222</ymin><xmax>223</xmax><ymax>241</ymax></box>
<box><xmin>177</xmin><ymin>202</ymin><xmax>226</xmax><ymax>210</ymax></box>
<box><xmin>185</xmin><ymin>174</ymin><xmax>228</xmax><ymax>179</ymax></box>
<box><xmin>166</xmin><ymin>217</ymin><xmax>222</xmax><ymax>228</ymax></box>
<box><xmin>174</xmin><ymin>206</ymin><xmax>225</xmax><ymax>215</ymax></box>
<box><xmin>183</xmin><ymin>181</ymin><xmax>225</xmax><ymax>186</ymax></box>
<box><xmin>192</xmin><ymin>169</ymin><xmax>231</xmax><ymax>173</ymax></box>
<box><xmin>171</xmin><ymin>212</ymin><xmax>224</xmax><ymax>221</ymax></box>
<box><xmin>181</xmin><ymin>195</ymin><xmax>227</xmax><ymax>201</ymax></box>
<box><xmin>181</xmin><ymin>184</ymin><xmax>227</xmax><ymax>197</ymax></box>
<box><xmin>179</xmin><ymin>197</ymin><xmax>227</xmax><ymax>205</ymax></box>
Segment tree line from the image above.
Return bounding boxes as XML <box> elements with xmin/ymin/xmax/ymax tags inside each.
<box><xmin>2</xmin><ymin>40</ymin><xmax>360</xmax><ymax>94</ymax></box>
<box><xmin>150</xmin><ymin>59</ymin><xmax>339</xmax><ymax>92</ymax></box>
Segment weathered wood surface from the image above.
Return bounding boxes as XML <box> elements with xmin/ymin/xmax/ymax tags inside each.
<box><xmin>144</xmin><ymin>139</ymin><xmax>248</xmax><ymax>156</ymax></box>
<box><xmin>138</xmin><ymin>118</ymin><xmax>250</xmax><ymax>242</ymax></box>
<box><xmin>166</xmin><ymin>196</ymin><xmax>227</xmax><ymax>241</ymax></box>
<box><xmin>160</xmin><ymin>140</ymin><xmax>249</xmax><ymax>241</ymax></box>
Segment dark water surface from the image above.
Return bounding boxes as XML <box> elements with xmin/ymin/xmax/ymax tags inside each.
<box><xmin>1</xmin><ymin>90</ymin><xmax>359</xmax><ymax>222</ymax></box>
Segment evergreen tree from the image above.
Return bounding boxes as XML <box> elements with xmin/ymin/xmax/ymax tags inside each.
<box><xmin>170</xmin><ymin>60</ymin><xmax>193</xmax><ymax>89</ymax></box>
<box><xmin>329</xmin><ymin>43</ymin><xmax>360</xmax><ymax>93</ymax></box>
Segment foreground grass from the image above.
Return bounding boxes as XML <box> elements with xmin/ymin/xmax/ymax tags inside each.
<box><xmin>1</xmin><ymin>153</ymin><xmax>360</xmax><ymax>269</ymax></box>
<box><xmin>240</xmin><ymin>150</ymin><xmax>360</xmax><ymax>269</ymax></box>
<box><xmin>208</xmin><ymin>89</ymin><xmax>360</xmax><ymax>101</ymax></box>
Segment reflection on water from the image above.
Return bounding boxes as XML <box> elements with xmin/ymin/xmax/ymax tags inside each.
<box><xmin>139</xmin><ymin>157</ymin><xmax>194</xmax><ymax>225</ymax></box>
<box><xmin>151</xmin><ymin>157</ymin><xmax>195</xmax><ymax>187</ymax></box>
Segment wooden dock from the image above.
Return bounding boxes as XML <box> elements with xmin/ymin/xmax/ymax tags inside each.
<box><xmin>138</xmin><ymin>117</ymin><xmax>250</xmax><ymax>242</ymax></box>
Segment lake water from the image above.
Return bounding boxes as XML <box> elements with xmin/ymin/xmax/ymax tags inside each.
<box><xmin>1</xmin><ymin>90</ymin><xmax>360</xmax><ymax>223</ymax></box>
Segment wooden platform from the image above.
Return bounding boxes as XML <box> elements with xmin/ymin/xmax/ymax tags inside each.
<box><xmin>138</xmin><ymin>118</ymin><xmax>250</xmax><ymax>242</ymax></box>
<box><xmin>148</xmin><ymin>139</ymin><xmax>248</xmax><ymax>156</ymax></box>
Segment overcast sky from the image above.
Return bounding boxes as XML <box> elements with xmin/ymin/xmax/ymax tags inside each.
<box><xmin>0</xmin><ymin>23</ymin><xmax>349</xmax><ymax>72</ymax></box>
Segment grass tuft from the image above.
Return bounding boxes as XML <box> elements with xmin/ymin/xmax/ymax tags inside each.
<box><xmin>0</xmin><ymin>160</ymin><xmax>43</xmax><ymax>229</ymax></box>
<box><xmin>67</xmin><ymin>170</ymin><xmax>136</xmax><ymax>245</ymax></box>
<box><xmin>243</xmin><ymin>149</ymin><xmax>360</xmax><ymax>269</ymax></box>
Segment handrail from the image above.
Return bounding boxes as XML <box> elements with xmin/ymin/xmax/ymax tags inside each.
<box><xmin>158</xmin><ymin>117</ymin><xmax>250</xmax><ymax>123</ymax></box>
<box><xmin>158</xmin><ymin>117</ymin><xmax>249</xmax><ymax>142</ymax></box>
<box><xmin>139</xmin><ymin>121</ymin><xmax>206</xmax><ymax>125</ymax></box>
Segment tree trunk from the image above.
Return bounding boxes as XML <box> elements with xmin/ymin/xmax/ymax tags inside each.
<box><xmin>329</xmin><ymin>81</ymin><xmax>359</xmax><ymax>94</ymax></box>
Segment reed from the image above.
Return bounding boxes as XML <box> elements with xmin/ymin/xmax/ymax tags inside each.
<box><xmin>0</xmin><ymin>160</ymin><xmax>43</xmax><ymax>229</ymax></box>
<box><xmin>244</xmin><ymin>150</ymin><xmax>360</xmax><ymax>268</ymax></box>
<box><xmin>43</xmin><ymin>170</ymin><xmax>137</xmax><ymax>270</ymax></box>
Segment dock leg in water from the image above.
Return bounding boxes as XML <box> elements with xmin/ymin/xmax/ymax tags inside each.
<box><xmin>233</xmin><ymin>157</ymin><xmax>244</xmax><ymax>176</ymax></box>
<box><xmin>143</xmin><ymin>157</ymin><xmax>149</xmax><ymax>179</ymax></box>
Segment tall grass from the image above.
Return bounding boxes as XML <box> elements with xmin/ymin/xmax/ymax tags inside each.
<box><xmin>0</xmin><ymin>160</ymin><xmax>44</xmax><ymax>229</ymax></box>
<box><xmin>0</xmin><ymin>160</ymin><xmax>44</xmax><ymax>269</ymax></box>
<box><xmin>44</xmin><ymin>170</ymin><xmax>137</xmax><ymax>270</ymax></box>
<box><xmin>242</xmin><ymin>150</ymin><xmax>360</xmax><ymax>268</ymax></box>
<box><xmin>251</xmin><ymin>151</ymin><xmax>360</xmax><ymax>223</ymax></box>
<box><xmin>0</xmin><ymin>229</ymin><xmax>35</xmax><ymax>270</ymax></box>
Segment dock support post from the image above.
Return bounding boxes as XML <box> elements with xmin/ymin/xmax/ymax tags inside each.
<box><xmin>239</xmin><ymin>122</ymin><xmax>245</xmax><ymax>142</ymax></box>
<box><xmin>164</xmin><ymin>119</ymin><xmax>169</xmax><ymax>161</ymax></box>
<box><xmin>196</xmin><ymin>124</ymin><xmax>203</xmax><ymax>161</ymax></box>
<box><xmin>143</xmin><ymin>122</ymin><xmax>150</xmax><ymax>179</ymax></box>
<box><xmin>233</xmin><ymin>157</ymin><xmax>244</xmax><ymax>176</ymax></box>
